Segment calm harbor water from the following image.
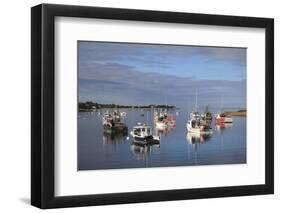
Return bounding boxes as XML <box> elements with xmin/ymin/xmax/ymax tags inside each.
<box><xmin>78</xmin><ymin>109</ymin><xmax>246</xmax><ymax>170</ymax></box>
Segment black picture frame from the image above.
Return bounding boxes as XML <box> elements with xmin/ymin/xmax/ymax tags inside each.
<box><xmin>31</xmin><ymin>3</ymin><xmax>274</xmax><ymax>209</ymax></box>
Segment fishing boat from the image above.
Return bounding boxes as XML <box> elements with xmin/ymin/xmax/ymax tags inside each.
<box><xmin>130</xmin><ymin>123</ymin><xmax>160</xmax><ymax>145</ymax></box>
<box><xmin>186</xmin><ymin>89</ymin><xmax>212</xmax><ymax>134</ymax></box>
<box><xmin>186</xmin><ymin>118</ymin><xmax>213</xmax><ymax>135</ymax></box>
<box><xmin>154</xmin><ymin>111</ymin><xmax>176</xmax><ymax>129</ymax></box>
<box><xmin>215</xmin><ymin>113</ymin><xmax>233</xmax><ymax>123</ymax></box>
<box><xmin>102</xmin><ymin>110</ymin><xmax>128</xmax><ymax>134</ymax></box>
<box><xmin>215</xmin><ymin>95</ymin><xmax>233</xmax><ymax>123</ymax></box>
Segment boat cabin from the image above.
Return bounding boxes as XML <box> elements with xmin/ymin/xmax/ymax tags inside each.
<box><xmin>132</xmin><ymin>125</ymin><xmax>152</xmax><ymax>137</ymax></box>
<box><xmin>190</xmin><ymin>119</ymin><xmax>200</xmax><ymax>128</ymax></box>
<box><xmin>190</xmin><ymin>111</ymin><xmax>201</xmax><ymax>120</ymax></box>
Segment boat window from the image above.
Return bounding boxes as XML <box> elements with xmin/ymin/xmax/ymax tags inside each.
<box><xmin>147</xmin><ymin>128</ymin><xmax>151</xmax><ymax>134</ymax></box>
<box><xmin>191</xmin><ymin>120</ymin><xmax>195</xmax><ymax>128</ymax></box>
<box><xmin>134</xmin><ymin>129</ymin><xmax>141</xmax><ymax>136</ymax></box>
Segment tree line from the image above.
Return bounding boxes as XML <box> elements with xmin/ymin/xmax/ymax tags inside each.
<box><xmin>79</xmin><ymin>101</ymin><xmax>175</xmax><ymax>112</ymax></box>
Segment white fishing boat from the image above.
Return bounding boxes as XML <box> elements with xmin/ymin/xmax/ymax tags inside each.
<box><xmin>130</xmin><ymin>123</ymin><xmax>160</xmax><ymax>145</ymax></box>
<box><xmin>186</xmin><ymin>119</ymin><xmax>213</xmax><ymax>135</ymax></box>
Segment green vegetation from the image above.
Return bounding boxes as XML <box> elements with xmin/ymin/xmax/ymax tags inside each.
<box><xmin>225</xmin><ymin>109</ymin><xmax>246</xmax><ymax>117</ymax></box>
<box><xmin>79</xmin><ymin>101</ymin><xmax>176</xmax><ymax>112</ymax></box>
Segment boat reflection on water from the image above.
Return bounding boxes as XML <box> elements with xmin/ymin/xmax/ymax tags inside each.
<box><xmin>186</xmin><ymin>132</ymin><xmax>212</xmax><ymax>144</ymax></box>
<box><xmin>215</xmin><ymin>122</ymin><xmax>233</xmax><ymax>131</ymax></box>
<box><xmin>155</xmin><ymin>125</ymin><xmax>175</xmax><ymax>137</ymax></box>
<box><xmin>102</xmin><ymin>131</ymin><xmax>128</xmax><ymax>145</ymax></box>
<box><xmin>130</xmin><ymin>140</ymin><xmax>160</xmax><ymax>161</ymax></box>
<box><xmin>186</xmin><ymin>132</ymin><xmax>212</xmax><ymax>164</ymax></box>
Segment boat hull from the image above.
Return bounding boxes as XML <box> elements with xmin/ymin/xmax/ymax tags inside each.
<box><xmin>103</xmin><ymin>125</ymin><xmax>128</xmax><ymax>134</ymax></box>
<box><xmin>133</xmin><ymin>135</ymin><xmax>159</xmax><ymax>141</ymax></box>
<box><xmin>131</xmin><ymin>139</ymin><xmax>160</xmax><ymax>146</ymax></box>
<box><xmin>130</xmin><ymin>134</ymin><xmax>160</xmax><ymax>145</ymax></box>
<box><xmin>186</xmin><ymin>121</ymin><xmax>213</xmax><ymax>135</ymax></box>
<box><xmin>155</xmin><ymin>122</ymin><xmax>168</xmax><ymax>129</ymax></box>
<box><xmin>187</xmin><ymin>127</ymin><xmax>213</xmax><ymax>135</ymax></box>
<box><xmin>215</xmin><ymin>117</ymin><xmax>233</xmax><ymax>123</ymax></box>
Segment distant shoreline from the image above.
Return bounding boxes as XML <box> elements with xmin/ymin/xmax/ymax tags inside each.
<box><xmin>79</xmin><ymin>101</ymin><xmax>176</xmax><ymax>112</ymax></box>
<box><xmin>225</xmin><ymin>110</ymin><xmax>246</xmax><ymax>117</ymax></box>
<box><xmin>78</xmin><ymin>101</ymin><xmax>246</xmax><ymax>115</ymax></box>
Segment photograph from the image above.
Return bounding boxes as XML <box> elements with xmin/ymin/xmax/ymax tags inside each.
<box><xmin>30</xmin><ymin>2</ymin><xmax>274</xmax><ymax>209</ymax></box>
<box><xmin>77</xmin><ymin>41</ymin><xmax>247</xmax><ymax>170</ymax></box>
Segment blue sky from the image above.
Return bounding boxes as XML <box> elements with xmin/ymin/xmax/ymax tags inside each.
<box><xmin>78</xmin><ymin>41</ymin><xmax>246</xmax><ymax>109</ymax></box>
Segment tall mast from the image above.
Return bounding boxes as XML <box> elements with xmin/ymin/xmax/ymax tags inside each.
<box><xmin>195</xmin><ymin>89</ymin><xmax>198</xmax><ymax>111</ymax></box>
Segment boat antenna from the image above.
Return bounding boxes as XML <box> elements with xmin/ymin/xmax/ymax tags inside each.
<box><xmin>220</xmin><ymin>94</ymin><xmax>224</xmax><ymax>112</ymax></box>
<box><xmin>146</xmin><ymin>110</ymin><xmax>148</xmax><ymax>124</ymax></box>
<box><xmin>165</xmin><ymin>95</ymin><xmax>168</xmax><ymax>111</ymax></box>
<box><xmin>205</xmin><ymin>105</ymin><xmax>209</xmax><ymax>113</ymax></box>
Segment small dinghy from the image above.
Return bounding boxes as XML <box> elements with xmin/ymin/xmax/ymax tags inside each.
<box><xmin>130</xmin><ymin>123</ymin><xmax>160</xmax><ymax>145</ymax></box>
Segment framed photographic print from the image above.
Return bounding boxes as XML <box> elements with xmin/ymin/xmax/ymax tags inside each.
<box><xmin>31</xmin><ymin>4</ymin><xmax>274</xmax><ymax>209</ymax></box>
